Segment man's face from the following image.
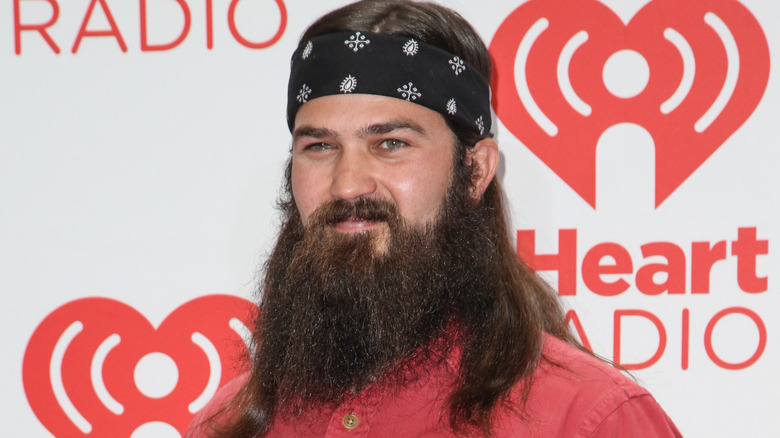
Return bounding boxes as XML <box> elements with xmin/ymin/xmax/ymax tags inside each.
<box><xmin>256</xmin><ymin>95</ymin><xmax>500</xmax><ymax>411</ymax></box>
<box><xmin>291</xmin><ymin>94</ymin><xmax>456</xmax><ymax>241</ymax></box>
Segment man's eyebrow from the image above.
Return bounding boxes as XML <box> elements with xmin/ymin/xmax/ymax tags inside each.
<box><xmin>358</xmin><ymin>120</ymin><xmax>428</xmax><ymax>138</ymax></box>
<box><xmin>292</xmin><ymin>126</ymin><xmax>340</xmax><ymax>141</ymax></box>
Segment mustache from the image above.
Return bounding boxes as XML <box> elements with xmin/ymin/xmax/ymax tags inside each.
<box><xmin>310</xmin><ymin>198</ymin><xmax>400</xmax><ymax>227</ymax></box>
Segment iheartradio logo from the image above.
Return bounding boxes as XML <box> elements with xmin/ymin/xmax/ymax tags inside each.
<box><xmin>22</xmin><ymin>295</ymin><xmax>256</xmax><ymax>437</ymax></box>
<box><xmin>490</xmin><ymin>0</ymin><xmax>770</xmax><ymax>207</ymax></box>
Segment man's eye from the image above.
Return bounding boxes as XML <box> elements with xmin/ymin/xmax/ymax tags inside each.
<box><xmin>305</xmin><ymin>142</ymin><xmax>332</xmax><ymax>152</ymax></box>
<box><xmin>380</xmin><ymin>139</ymin><xmax>407</xmax><ymax>150</ymax></box>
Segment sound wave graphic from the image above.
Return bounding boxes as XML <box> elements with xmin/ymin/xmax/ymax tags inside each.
<box><xmin>490</xmin><ymin>0</ymin><xmax>769</xmax><ymax>207</ymax></box>
<box><xmin>23</xmin><ymin>295</ymin><xmax>255</xmax><ymax>437</ymax></box>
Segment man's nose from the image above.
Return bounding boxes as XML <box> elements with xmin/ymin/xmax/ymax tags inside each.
<box><xmin>330</xmin><ymin>148</ymin><xmax>378</xmax><ymax>201</ymax></box>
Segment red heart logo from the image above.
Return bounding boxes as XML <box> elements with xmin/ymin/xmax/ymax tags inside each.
<box><xmin>23</xmin><ymin>295</ymin><xmax>256</xmax><ymax>437</ymax></box>
<box><xmin>490</xmin><ymin>0</ymin><xmax>769</xmax><ymax>207</ymax></box>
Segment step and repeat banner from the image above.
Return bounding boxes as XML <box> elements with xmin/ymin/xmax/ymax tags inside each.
<box><xmin>2</xmin><ymin>0</ymin><xmax>777</xmax><ymax>436</ymax></box>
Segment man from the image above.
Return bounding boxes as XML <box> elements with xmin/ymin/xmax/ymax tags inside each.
<box><xmin>187</xmin><ymin>0</ymin><xmax>682</xmax><ymax>436</ymax></box>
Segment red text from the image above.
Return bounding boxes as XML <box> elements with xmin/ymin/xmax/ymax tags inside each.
<box><xmin>518</xmin><ymin>227</ymin><xmax>768</xmax><ymax>296</ymax></box>
<box><xmin>566</xmin><ymin>306</ymin><xmax>767</xmax><ymax>370</ymax></box>
<box><xmin>13</xmin><ymin>0</ymin><xmax>287</xmax><ymax>54</ymax></box>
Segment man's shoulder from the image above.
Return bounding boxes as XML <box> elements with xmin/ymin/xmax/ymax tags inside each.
<box><xmin>494</xmin><ymin>333</ymin><xmax>681</xmax><ymax>437</ymax></box>
<box><xmin>536</xmin><ymin>333</ymin><xmax>641</xmax><ymax>397</ymax></box>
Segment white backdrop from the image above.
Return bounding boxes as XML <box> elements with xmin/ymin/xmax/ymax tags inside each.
<box><xmin>1</xmin><ymin>0</ymin><xmax>777</xmax><ymax>436</ymax></box>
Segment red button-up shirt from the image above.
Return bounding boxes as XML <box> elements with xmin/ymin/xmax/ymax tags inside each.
<box><xmin>186</xmin><ymin>334</ymin><xmax>681</xmax><ymax>437</ymax></box>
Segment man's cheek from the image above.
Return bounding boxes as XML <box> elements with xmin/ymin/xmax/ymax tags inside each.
<box><xmin>290</xmin><ymin>167</ymin><xmax>321</xmax><ymax>221</ymax></box>
<box><xmin>294</xmin><ymin>199</ymin><xmax>318</xmax><ymax>227</ymax></box>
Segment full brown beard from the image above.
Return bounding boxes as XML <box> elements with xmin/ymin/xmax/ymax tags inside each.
<box><xmin>252</xmin><ymin>182</ymin><xmax>494</xmax><ymax>418</ymax></box>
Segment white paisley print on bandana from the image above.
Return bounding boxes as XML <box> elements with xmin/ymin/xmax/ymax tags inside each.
<box><xmin>301</xmin><ymin>41</ymin><xmax>313</xmax><ymax>60</ymax></box>
<box><xmin>402</xmin><ymin>39</ymin><xmax>419</xmax><ymax>56</ymax></box>
<box><xmin>446</xmin><ymin>98</ymin><xmax>457</xmax><ymax>115</ymax></box>
<box><xmin>449</xmin><ymin>56</ymin><xmax>466</xmax><ymax>76</ymax></box>
<box><xmin>475</xmin><ymin>115</ymin><xmax>485</xmax><ymax>135</ymax></box>
<box><xmin>344</xmin><ymin>31</ymin><xmax>370</xmax><ymax>52</ymax></box>
<box><xmin>340</xmin><ymin>75</ymin><xmax>357</xmax><ymax>93</ymax></box>
<box><xmin>297</xmin><ymin>84</ymin><xmax>311</xmax><ymax>103</ymax></box>
<box><xmin>397</xmin><ymin>82</ymin><xmax>421</xmax><ymax>101</ymax></box>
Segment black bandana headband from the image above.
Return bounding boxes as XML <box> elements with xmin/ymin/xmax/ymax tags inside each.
<box><xmin>287</xmin><ymin>31</ymin><xmax>492</xmax><ymax>137</ymax></box>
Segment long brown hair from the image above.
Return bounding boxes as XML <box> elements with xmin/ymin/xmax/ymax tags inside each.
<box><xmin>214</xmin><ymin>1</ymin><xmax>583</xmax><ymax>436</ymax></box>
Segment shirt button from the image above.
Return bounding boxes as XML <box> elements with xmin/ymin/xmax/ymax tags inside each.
<box><xmin>342</xmin><ymin>413</ymin><xmax>359</xmax><ymax>430</ymax></box>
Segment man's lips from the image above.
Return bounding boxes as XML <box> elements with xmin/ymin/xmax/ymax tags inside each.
<box><xmin>332</xmin><ymin>216</ymin><xmax>384</xmax><ymax>233</ymax></box>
